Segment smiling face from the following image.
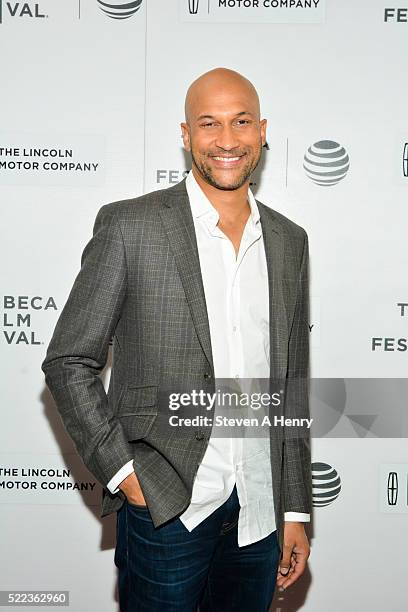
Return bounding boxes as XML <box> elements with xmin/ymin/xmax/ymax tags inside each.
<box><xmin>181</xmin><ymin>68</ymin><xmax>267</xmax><ymax>191</ymax></box>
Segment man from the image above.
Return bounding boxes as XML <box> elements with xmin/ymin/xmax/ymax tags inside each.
<box><xmin>41</xmin><ymin>67</ymin><xmax>312</xmax><ymax>611</ymax></box>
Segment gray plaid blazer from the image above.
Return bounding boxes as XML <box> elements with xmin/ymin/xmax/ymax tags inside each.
<box><xmin>41</xmin><ymin>177</ymin><xmax>312</xmax><ymax>551</ymax></box>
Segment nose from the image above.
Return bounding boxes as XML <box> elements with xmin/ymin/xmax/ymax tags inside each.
<box><xmin>214</xmin><ymin>124</ymin><xmax>240</xmax><ymax>151</ymax></box>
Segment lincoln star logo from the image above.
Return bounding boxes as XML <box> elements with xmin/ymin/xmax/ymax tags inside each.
<box><xmin>387</xmin><ymin>471</ymin><xmax>398</xmax><ymax>506</ymax></box>
<box><xmin>403</xmin><ymin>143</ymin><xmax>408</xmax><ymax>178</ymax></box>
<box><xmin>188</xmin><ymin>0</ymin><xmax>200</xmax><ymax>13</ymax></box>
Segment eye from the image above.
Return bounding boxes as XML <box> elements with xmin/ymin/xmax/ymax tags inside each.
<box><xmin>201</xmin><ymin>122</ymin><xmax>216</xmax><ymax>127</ymax></box>
<box><xmin>236</xmin><ymin>119</ymin><xmax>251</xmax><ymax>125</ymax></box>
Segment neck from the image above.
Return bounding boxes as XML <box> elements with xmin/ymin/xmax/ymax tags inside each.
<box><xmin>191</xmin><ymin>165</ymin><xmax>251</xmax><ymax>221</ymax></box>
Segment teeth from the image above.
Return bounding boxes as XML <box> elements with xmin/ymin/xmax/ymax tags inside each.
<box><xmin>212</xmin><ymin>156</ymin><xmax>241</xmax><ymax>162</ymax></box>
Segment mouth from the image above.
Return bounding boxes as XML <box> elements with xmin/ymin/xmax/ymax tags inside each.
<box><xmin>209</xmin><ymin>154</ymin><xmax>246</xmax><ymax>169</ymax></box>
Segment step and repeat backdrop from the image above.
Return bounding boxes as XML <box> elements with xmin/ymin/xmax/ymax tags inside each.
<box><xmin>1</xmin><ymin>1</ymin><xmax>407</xmax><ymax>610</ymax></box>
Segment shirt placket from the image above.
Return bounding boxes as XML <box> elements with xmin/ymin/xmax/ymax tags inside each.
<box><xmin>232</xmin><ymin>221</ymin><xmax>264</xmax><ymax>544</ymax></box>
<box><xmin>227</xmin><ymin>222</ymin><xmax>258</xmax><ymax>506</ymax></box>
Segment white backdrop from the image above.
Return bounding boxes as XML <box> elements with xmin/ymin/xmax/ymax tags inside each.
<box><xmin>1</xmin><ymin>1</ymin><xmax>407</xmax><ymax>610</ymax></box>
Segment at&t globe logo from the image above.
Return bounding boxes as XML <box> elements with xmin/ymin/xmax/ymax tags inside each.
<box><xmin>304</xmin><ymin>140</ymin><xmax>350</xmax><ymax>186</ymax></box>
<box><xmin>97</xmin><ymin>0</ymin><xmax>143</xmax><ymax>20</ymax></box>
<box><xmin>312</xmin><ymin>461</ymin><xmax>341</xmax><ymax>507</ymax></box>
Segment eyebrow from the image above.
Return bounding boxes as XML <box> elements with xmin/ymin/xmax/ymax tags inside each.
<box><xmin>196</xmin><ymin>111</ymin><xmax>255</xmax><ymax>122</ymax></box>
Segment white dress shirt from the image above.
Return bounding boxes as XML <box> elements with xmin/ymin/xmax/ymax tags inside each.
<box><xmin>107</xmin><ymin>170</ymin><xmax>309</xmax><ymax>545</ymax></box>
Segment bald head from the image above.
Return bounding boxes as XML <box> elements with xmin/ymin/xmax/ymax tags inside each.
<box><xmin>184</xmin><ymin>67</ymin><xmax>260</xmax><ymax>124</ymax></box>
<box><xmin>180</xmin><ymin>67</ymin><xmax>266</xmax><ymax>192</ymax></box>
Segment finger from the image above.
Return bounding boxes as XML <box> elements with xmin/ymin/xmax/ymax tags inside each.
<box><xmin>276</xmin><ymin>565</ymin><xmax>294</xmax><ymax>586</ymax></box>
<box><xmin>281</xmin><ymin>555</ymin><xmax>295</xmax><ymax>578</ymax></box>
<box><xmin>278</xmin><ymin>552</ymin><xmax>308</xmax><ymax>590</ymax></box>
<box><xmin>278</xmin><ymin>544</ymin><xmax>293</xmax><ymax>576</ymax></box>
<box><xmin>276</xmin><ymin>565</ymin><xmax>295</xmax><ymax>585</ymax></box>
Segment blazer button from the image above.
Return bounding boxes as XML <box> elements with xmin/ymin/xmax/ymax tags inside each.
<box><xmin>195</xmin><ymin>432</ymin><xmax>204</xmax><ymax>440</ymax></box>
<box><xmin>203</xmin><ymin>372</ymin><xmax>212</xmax><ymax>379</ymax></box>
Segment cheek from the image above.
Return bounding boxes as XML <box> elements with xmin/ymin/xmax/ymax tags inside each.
<box><xmin>196</xmin><ymin>139</ymin><xmax>211</xmax><ymax>153</ymax></box>
<box><xmin>245</xmin><ymin>133</ymin><xmax>262</xmax><ymax>149</ymax></box>
<box><xmin>191</xmin><ymin>133</ymin><xmax>215</xmax><ymax>151</ymax></box>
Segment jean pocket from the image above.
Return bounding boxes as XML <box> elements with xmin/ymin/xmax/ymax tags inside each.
<box><xmin>125</xmin><ymin>499</ymin><xmax>152</xmax><ymax>523</ymax></box>
<box><xmin>126</xmin><ymin>498</ymin><xmax>148</xmax><ymax>509</ymax></box>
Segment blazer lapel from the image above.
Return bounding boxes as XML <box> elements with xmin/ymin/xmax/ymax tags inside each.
<box><xmin>159</xmin><ymin>179</ymin><xmax>214</xmax><ymax>373</ymax></box>
<box><xmin>257</xmin><ymin>202</ymin><xmax>288</xmax><ymax>379</ymax></box>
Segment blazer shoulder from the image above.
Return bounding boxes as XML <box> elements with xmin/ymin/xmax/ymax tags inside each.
<box><xmin>256</xmin><ymin>199</ymin><xmax>307</xmax><ymax>242</ymax></box>
<box><xmin>96</xmin><ymin>179</ymin><xmax>188</xmax><ymax>227</ymax></box>
<box><xmin>98</xmin><ymin>186</ymin><xmax>170</xmax><ymax>221</ymax></box>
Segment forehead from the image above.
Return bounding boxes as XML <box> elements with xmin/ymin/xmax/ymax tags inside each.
<box><xmin>188</xmin><ymin>87</ymin><xmax>258</xmax><ymax>120</ymax></box>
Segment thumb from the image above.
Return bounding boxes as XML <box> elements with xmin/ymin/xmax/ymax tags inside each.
<box><xmin>279</xmin><ymin>545</ymin><xmax>292</xmax><ymax>575</ymax></box>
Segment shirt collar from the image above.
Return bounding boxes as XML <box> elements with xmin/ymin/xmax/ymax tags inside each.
<box><xmin>185</xmin><ymin>169</ymin><xmax>260</xmax><ymax>227</ymax></box>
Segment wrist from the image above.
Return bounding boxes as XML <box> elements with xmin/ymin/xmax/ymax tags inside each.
<box><xmin>118</xmin><ymin>471</ymin><xmax>137</xmax><ymax>493</ymax></box>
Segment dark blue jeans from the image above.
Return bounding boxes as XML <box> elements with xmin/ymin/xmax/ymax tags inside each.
<box><xmin>114</xmin><ymin>485</ymin><xmax>280</xmax><ymax>611</ymax></box>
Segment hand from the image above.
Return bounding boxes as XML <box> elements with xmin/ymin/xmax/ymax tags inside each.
<box><xmin>118</xmin><ymin>471</ymin><xmax>147</xmax><ymax>506</ymax></box>
<box><xmin>276</xmin><ymin>522</ymin><xmax>310</xmax><ymax>591</ymax></box>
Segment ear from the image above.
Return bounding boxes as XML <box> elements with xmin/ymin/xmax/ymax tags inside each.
<box><xmin>260</xmin><ymin>118</ymin><xmax>267</xmax><ymax>148</ymax></box>
<box><xmin>180</xmin><ymin>122</ymin><xmax>191</xmax><ymax>152</ymax></box>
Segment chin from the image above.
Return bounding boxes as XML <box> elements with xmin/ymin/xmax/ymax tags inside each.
<box><xmin>213</xmin><ymin>181</ymin><xmax>245</xmax><ymax>191</ymax></box>
<box><xmin>217</xmin><ymin>175</ymin><xmax>248</xmax><ymax>189</ymax></box>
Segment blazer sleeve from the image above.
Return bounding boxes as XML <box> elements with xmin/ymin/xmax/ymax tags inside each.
<box><xmin>282</xmin><ymin>229</ymin><xmax>313</xmax><ymax>516</ymax></box>
<box><xmin>41</xmin><ymin>204</ymin><xmax>134</xmax><ymax>488</ymax></box>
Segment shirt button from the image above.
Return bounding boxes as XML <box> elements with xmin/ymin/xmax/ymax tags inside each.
<box><xmin>233</xmin><ymin>326</ymin><xmax>237</xmax><ymax>332</ymax></box>
<box><xmin>203</xmin><ymin>372</ymin><xmax>212</xmax><ymax>379</ymax></box>
<box><xmin>195</xmin><ymin>432</ymin><xmax>204</xmax><ymax>440</ymax></box>
<box><xmin>235</xmin><ymin>374</ymin><xmax>240</xmax><ymax>379</ymax></box>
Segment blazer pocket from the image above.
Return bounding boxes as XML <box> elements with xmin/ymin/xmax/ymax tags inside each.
<box><xmin>118</xmin><ymin>385</ymin><xmax>158</xmax><ymax>415</ymax></box>
<box><xmin>119</xmin><ymin>413</ymin><xmax>156</xmax><ymax>442</ymax></box>
<box><xmin>117</xmin><ymin>385</ymin><xmax>158</xmax><ymax>441</ymax></box>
